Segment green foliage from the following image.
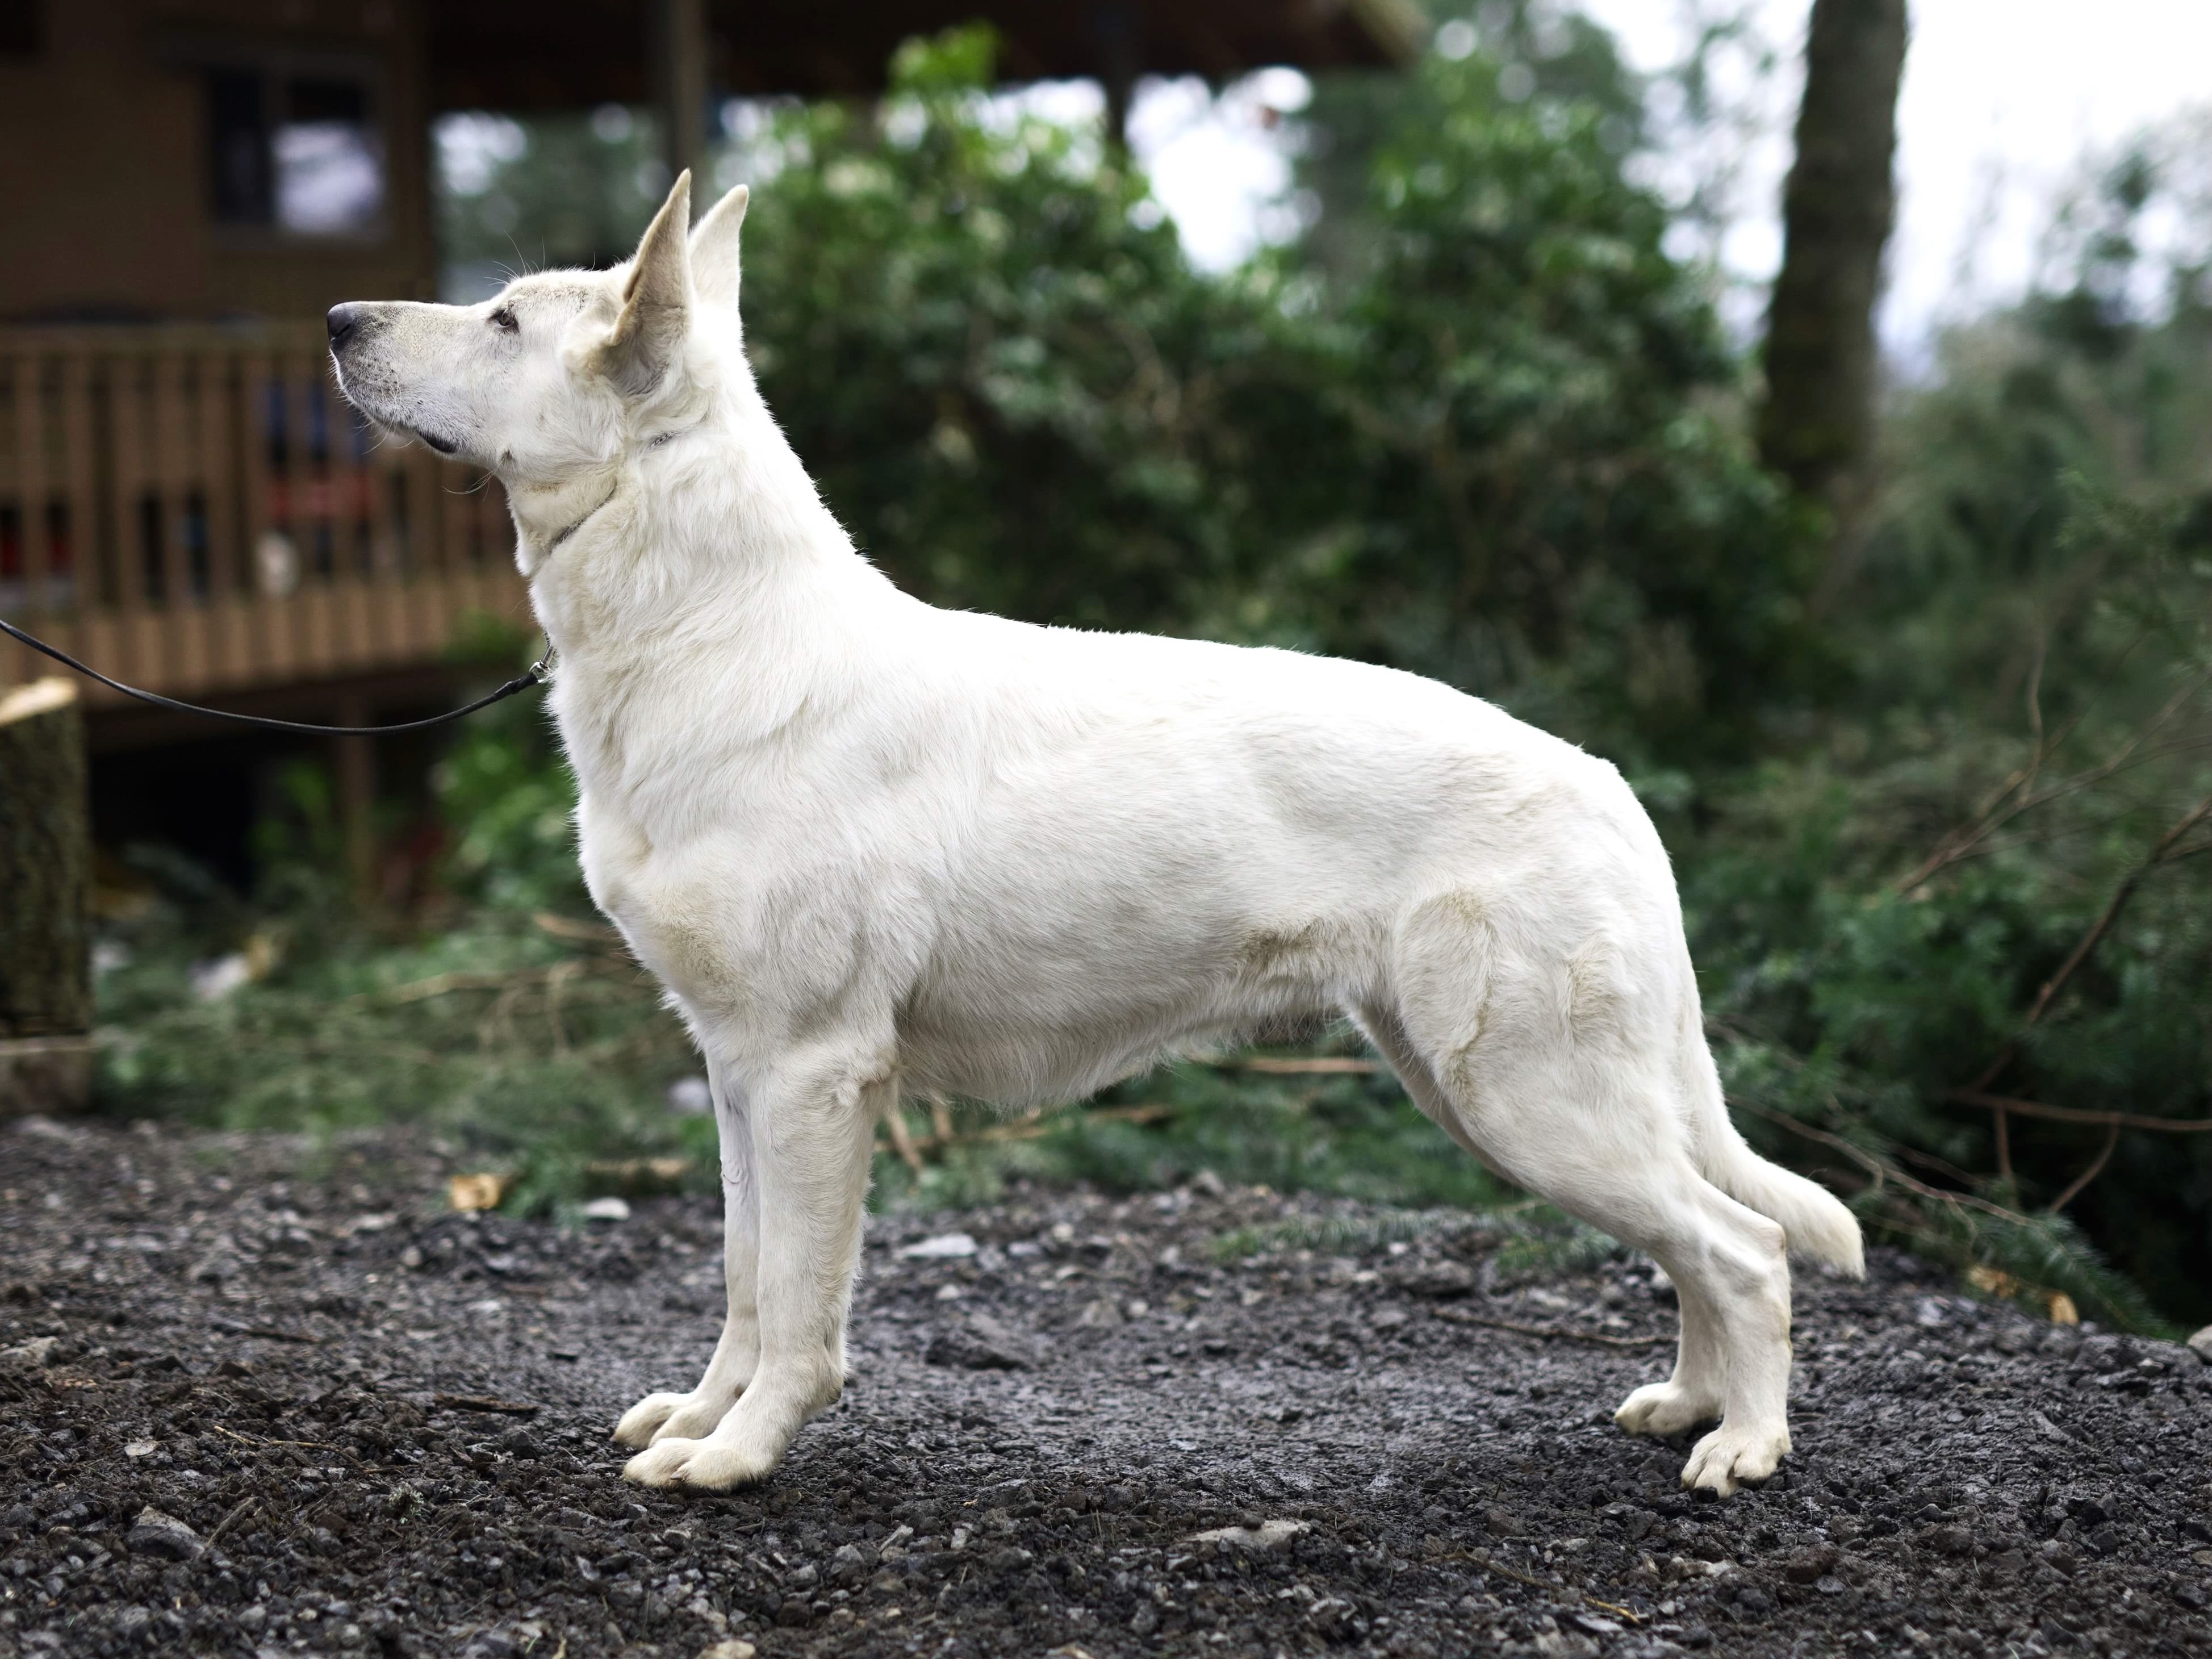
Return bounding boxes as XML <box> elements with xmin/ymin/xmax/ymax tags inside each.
<box><xmin>1278</xmin><ymin>44</ymin><xmax>1813</xmax><ymax>763</ymax></box>
<box><xmin>436</xmin><ymin>107</ymin><xmax>670</xmax><ymax>293</ymax></box>
<box><xmin>717</xmin><ymin>25</ymin><xmax>1816</xmax><ymax>767</ymax></box>
<box><xmin>729</xmin><ymin>30</ymin><xmax>1288</xmax><ymax>635</ymax></box>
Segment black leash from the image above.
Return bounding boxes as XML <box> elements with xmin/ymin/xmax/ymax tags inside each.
<box><xmin>0</xmin><ymin>615</ymin><xmax>553</xmax><ymax>737</ymax></box>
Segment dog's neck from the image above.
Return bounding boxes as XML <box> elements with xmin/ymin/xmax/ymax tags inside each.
<box><xmin>516</xmin><ymin>376</ymin><xmax>907</xmax><ymax>814</ymax></box>
<box><xmin>508</xmin><ymin>468</ymin><xmax>625</xmax><ymax>576</ymax></box>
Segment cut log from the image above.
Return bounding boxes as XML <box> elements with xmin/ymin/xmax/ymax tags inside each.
<box><xmin>0</xmin><ymin>677</ymin><xmax>92</xmax><ymax>1114</ymax></box>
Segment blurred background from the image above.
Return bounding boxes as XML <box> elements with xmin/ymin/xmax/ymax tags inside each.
<box><xmin>2</xmin><ymin>1</ymin><xmax>2207</xmax><ymax>1334</ymax></box>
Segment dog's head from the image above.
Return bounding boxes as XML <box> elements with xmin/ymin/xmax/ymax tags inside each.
<box><xmin>328</xmin><ymin>172</ymin><xmax>745</xmax><ymax>491</ymax></box>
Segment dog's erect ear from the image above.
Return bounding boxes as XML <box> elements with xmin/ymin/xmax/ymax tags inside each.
<box><xmin>689</xmin><ymin>183</ymin><xmax>748</xmax><ymax>311</ymax></box>
<box><xmin>594</xmin><ymin>170</ymin><xmax>693</xmax><ymax>394</ymax></box>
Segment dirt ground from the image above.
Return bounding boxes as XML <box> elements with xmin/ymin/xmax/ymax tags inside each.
<box><xmin>1</xmin><ymin>1115</ymin><xmax>2209</xmax><ymax>1659</ymax></box>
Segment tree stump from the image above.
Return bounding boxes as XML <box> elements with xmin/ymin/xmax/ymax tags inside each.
<box><xmin>0</xmin><ymin>678</ymin><xmax>93</xmax><ymax>1115</ymax></box>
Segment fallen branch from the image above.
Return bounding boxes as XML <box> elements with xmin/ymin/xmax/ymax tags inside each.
<box><xmin>1731</xmin><ymin>1098</ymin><xmax>2033</xmax><ymax>1227</ymax></box>
<box><xmin>204</xmin><ymin>1497</ymin><xmax>260</xmax><ymax>1549</ymax></box>
<box><xmin>2016</xmin><ymin>791</ymin><xmax>2211</xmax><ymax>1033</ymax></box>
<box><xmin>2048</xmin><ymin>1120</ymin><xmax>2121</xmax><ymax>1214</ymax></box>
<box><xmin>1943</xmin><ymin>790</ymin><xmax>2212</xmax><ymax>1183</ymax></box>
<box><xmin>532</xmin><ymin>911</ymin><xmax>628</xmax><ymax>951</ymax></box>
<box><xmin>1893</xmin><ymin>674</ymin><xmax>2207</xmax><ymax>895</ymax></box>
<box><xmin>1431</xmin><ymin>1305</ymin><xmax>1672</xmax><ymax>1349</ymax></box>
<box><xmin>1429</xmin><ymin>1545</ymin><xmax>1644</xmax><ymax>1624</ymax></box>
<box><xmin>1943</xmin><ymin>1089</ymin><xmax>2212</xmax><ymax>1134</ymax></box>
<box><xmin>432</xmin><ymin>1393</ymin><xmax>541</xmax><ymax>1416</ymax></box>
<box><xmin>872</xmin><ymin>1101</ymin><xmax>1180</xmax><ymax>1164</ymax></box>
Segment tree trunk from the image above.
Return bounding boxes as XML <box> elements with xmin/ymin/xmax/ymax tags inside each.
<box><xmin>0</xmin><ymin>677</ymin><xmax>93</xmax><ymax>1114</ymax></box>
<box><xmin>1758</xmin><ymin>0</ymin><xmax>1909</xmax><ymax>508</ymax></box>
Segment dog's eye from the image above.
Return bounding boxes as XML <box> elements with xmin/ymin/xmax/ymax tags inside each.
<box><xmin>490</xmin><ymin>306</ymin><xmax>519</xmax><ymax>334</ymax></box>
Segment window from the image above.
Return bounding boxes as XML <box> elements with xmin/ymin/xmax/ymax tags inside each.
<box><xmin>0</xmin><ymin>0</ymin><xmax>43</xmax><ymax>58</ymax></box>
<box><xmin>206</xmin><ymin>63</ymin><xmax>386</xmax><ymax>238</ymax></box>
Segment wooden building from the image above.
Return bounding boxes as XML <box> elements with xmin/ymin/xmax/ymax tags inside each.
<box><xmin>0</xmin><ymin>0</ymin><xmax>1417</xmax><ymax>884</ymax></box>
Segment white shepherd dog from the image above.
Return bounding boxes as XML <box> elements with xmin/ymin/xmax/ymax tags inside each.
<box><xmin>329</xmin><ymin>174</ymin><xmax>1862</xmax><ymax>1498</ymax></box>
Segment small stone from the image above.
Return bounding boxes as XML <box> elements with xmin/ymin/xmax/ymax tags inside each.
<box><xmin>1076</xmin><ymin>1297</ymin><xmax>1123</xmax><ymax>1328</ymax></box>
<box><xmin>0</xmin><ymin>1336</ymin><xmax>60</xmax><ymax>1370</ymax></box>
<box><xmin>187</xmin><ymin>1248</ymin><xmax>242</xmax><ymax>1285</ymax></box>
<box><xmin>1925</xmin><ymin>1525</ymin><xmax>1973</xmax><ymax>1557</ymax></box>
<box><xmin>2187</xmin><ymin>1326</ymin><xmax>2212</xmax><ymax>1365</ymax></box>
<box><xmin>123</xmin><ymin>1438</ymin><xmax>157</xmax><ymax>1459</ymax></box>
<box><xmin>581</xmin><ymin>1197</ymin><xmax>630</xmax><ymax>1222</ymax></box>
<box><xmin>898</xmin><ymin>1232</ymin><xmax>978</xmax><ymax>1260</ymax></box>
<box><xmin>925</xmin><ymin>1311</ymin><xmax>1035</xmax><ymax>1370</ymax></box>
<box><xmin>985</xmin><ymin>1544</ymin><xmax>1033</xmax><ymax>1571</ymax></box>
<box><xmin>126</xmin><ymin>1506</ymin><xmax>206</xmax><ymax>1561</ymax></box>
<box><xmin>1394</xmin><ymin>1260</ymin><xmax>1477</xmax><ymax>1299</ymax></box>
<box><xmin>697</xmin><ymin>1641</ymin><xmax>756</xmax><ymax>1659</ymax></box>
<box><xmin>1783</xmin><ymin>1545</ymin><xmax>1839</xmax><ymax>1584</ymax></box>
<box><xmin>1189</xmin><ymin>1519</ymin><xmax>1310</xmax><ymax>1552</ymax></box>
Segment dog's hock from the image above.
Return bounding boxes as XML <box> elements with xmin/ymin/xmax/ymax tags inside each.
<box><xmin>594</xmin><ymin>170</ymin><xmax>695</xmax><ymax>396</ymax></box>
<box><xmin>690</xmin><ymin>183</ymin><xmax>749</xmax><ymax>311</ymax></box>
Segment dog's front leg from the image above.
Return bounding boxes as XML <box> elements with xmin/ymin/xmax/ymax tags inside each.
<box><xmin>622</xmin><ymin>1045</ymin><xmax>885</xmax><ymax>1491</ymax></box>
<box><xmin>613</xmin><ymin>1058</ymin><xmax>760</xmax><ymax>1449</ymax></box>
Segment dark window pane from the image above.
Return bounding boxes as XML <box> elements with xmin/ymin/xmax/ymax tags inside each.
<box><xmin>208</xmin><ymin>68</ymin><xmax>272</xmax><ymax>225</ymax></box>
<box><xmin>0</xmin><ymin>1</ymin><xmax>43</xmax><ymax>59</ymax></box>
<box><xmin>286</xmin><ymin>77</ymin><xmax>367</xmax><ymax>124</ymax></box>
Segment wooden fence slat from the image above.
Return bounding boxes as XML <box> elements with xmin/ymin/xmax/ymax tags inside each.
<box><xmin>56</xmin><ymin>353</ymin><xmax>101</xmax><ymax>658</ymax></box>
<box><xmin>0</xmin><ymin>325</ymin><xmax>529</xmax><ymax>704</ymax></box>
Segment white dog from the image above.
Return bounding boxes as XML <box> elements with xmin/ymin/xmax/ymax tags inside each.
<box><xmin>328</xmin><ymin>173</ymin><xmax>1862</xmax><ymax>1498</ymax></box>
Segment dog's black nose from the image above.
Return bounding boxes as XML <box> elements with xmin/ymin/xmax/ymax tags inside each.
<box><xmin>326</xmin><ymin>303</ymin><xmax>364</xmax><ymax>350</ymax></box>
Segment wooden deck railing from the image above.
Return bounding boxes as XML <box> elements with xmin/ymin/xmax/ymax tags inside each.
<box><xmin>0</xmin><ymin>324</ymin><xmax>526</xmax><ymax>707</ymax></box>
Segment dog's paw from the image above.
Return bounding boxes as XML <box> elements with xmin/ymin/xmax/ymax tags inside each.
<box><xmin>1613</xmin><ymin>1381</ymin><xmax>1723</xmax><ymax>1438</ymax></box>
<box><xmin>1679</xmin><ymin>1420</ymin><xmax>1791</xmax><ymax>1497</ymax></box>
<box><xmin>612</xmin><ymin>1391</ymin><xmax>692</xmax><ymax>1450</ymax></box>
<box><xmin>651</xmin><ymin>1396</ymin><xmax>739</xmax><ymax>1444</ymax></box>
<box><xmin>621</xmin><ymin>1435</ymin><xmax>779</xmax><ymax>1492</ymax></box>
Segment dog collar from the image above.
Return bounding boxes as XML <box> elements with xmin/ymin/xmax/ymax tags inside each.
<box><xmin>546</xmin><ymin>483</ymin><xmax>620</xmax><ymax>553</ymax></box>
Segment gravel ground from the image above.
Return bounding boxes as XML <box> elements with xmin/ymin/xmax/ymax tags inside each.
<box><xmin>1</xmin><ymin>1115</ymin><xmax>2210</xmax><ymax>1659</ymax></box>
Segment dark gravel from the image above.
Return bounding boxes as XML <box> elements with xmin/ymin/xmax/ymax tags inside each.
<box><xmin>2</xmin><ymin>1114</ymin><xmax>2210</xmax><ymax>1659</ymax></box>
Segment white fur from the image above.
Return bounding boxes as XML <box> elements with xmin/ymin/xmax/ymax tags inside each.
<box><xmin>331</xmin><ymin>174</ymin><xmax>1863</xmax><ymax>1499</ymax></box>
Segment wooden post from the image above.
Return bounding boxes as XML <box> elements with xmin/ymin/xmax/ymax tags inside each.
<box><xmin>651</xmin><ymin>0</ymin><xmax>710</xmax><ymax>190</ymax></box>
<box><xmin>0</xmin><ymin>677</ymin><xmax>93</xmax><ymax>1115</ymax></box>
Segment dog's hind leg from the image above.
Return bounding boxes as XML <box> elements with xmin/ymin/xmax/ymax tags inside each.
<box><xmin>613</xmin><ymin>1053</ymin><xmax>760</xmax><ymax>1449</ymax></box>
<box><xmin>1387</xmin><ymin>919</ymin><xmax>1791</xmax><ymax>1493</ymax></box>
<box><xmin>1433</xmin><ymin>1058</ymin><xmax>1787</xmax><ymax>1493</ymax></box>
<box><xmin>624</xmin><ymin>1042</ymin><xmax>885</xmax><ymax>1491</ymax></box>
<box><xmin>1357</xmin><ymin>992</ymin><xmax>1730</xmax><ymax>1432</ymax></box>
